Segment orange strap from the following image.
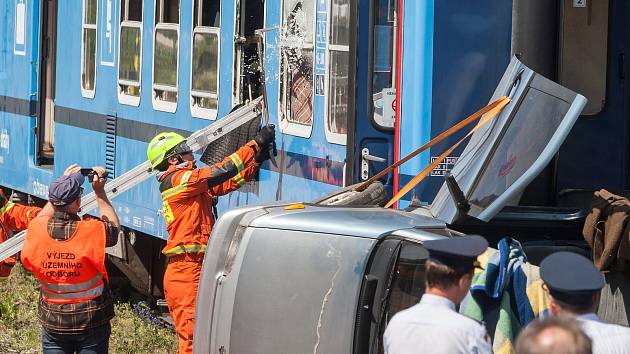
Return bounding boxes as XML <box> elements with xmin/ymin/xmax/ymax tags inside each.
<box><xmin>357</xmin><ymin>96</ymin><xmax>511</xmax><ymax>192</ymax></box>
<box><xmin>384</xmin><ymin>96</ymin><xmax>511</xmax><ymax>208</ymax></box>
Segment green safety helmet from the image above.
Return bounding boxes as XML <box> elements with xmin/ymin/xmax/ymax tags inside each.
<box><xmin>147</xmin><ymin>132</ymin><xmax>189</xmax><ymax>170</ymax></box>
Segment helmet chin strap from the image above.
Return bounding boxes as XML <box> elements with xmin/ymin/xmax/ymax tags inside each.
<box><xmin>172</xmin><ymin>154</ymin><xmax>197</xmax><ymax>168</ymax></box>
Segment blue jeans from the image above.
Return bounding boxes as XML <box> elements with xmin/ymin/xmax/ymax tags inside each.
<box><xmin>41</xmin><ymin>323</ymin><xmax>111</xmax><ymax>354</ymax></box>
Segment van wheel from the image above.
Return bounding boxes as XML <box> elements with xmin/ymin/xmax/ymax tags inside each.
<box><xmin>313</xmin><ymin>182</ymin><xmax>389</xmax><ymax>207</ymax></box>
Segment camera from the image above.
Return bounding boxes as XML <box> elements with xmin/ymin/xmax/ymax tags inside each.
<box><xmin>80</xmin><ymin>168</ymin><xmax>109</xmax><ymax>179</ymax></box>
<box><xmin>80</xmin><ymin>168</ymin><xmax>94</xmax><ymax>176</ymax></box>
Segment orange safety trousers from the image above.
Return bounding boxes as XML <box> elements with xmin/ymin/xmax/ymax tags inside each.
<box><xmin>163</xmin><ymin>253</ymin><xmax>204</xmax><ymax>354</ymax></box>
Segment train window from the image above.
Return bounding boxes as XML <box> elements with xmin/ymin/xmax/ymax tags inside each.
<box><xmin>118</xmin><ymin>0</ymin><xmax>143</xmax><ymax>106</ymax></box>
<box><xmin>558</xmin><ymin>0</ymin><xmax>608</xmax><ymax>116</ymax></box>
<box><xmin>190</xmin><ymin>0</ymin><xmax>220</xmax><ymax>120</ymax></box>
<box><xmin>81</xmin><ymin>0</ymin><xmax>98</xmax><ymax>98</ymax></box>
<box><xmin>153</xmin><ymin>0</ymin><xmax>180</xmax><ymax>112</ymax></box>
<box><xmin>371</xmin><ymin>0</ymin><xmax>396</xmax><ymax>130</ymax></box>
<box><xmin>279</xmin><ymin>0</ymin><xmax>315</xmax><ymax>138</ymax></box>
<box><xmin>325</xmin><ymin>0</ymin><xmax>350</xmax><ymax>145</ymax></box>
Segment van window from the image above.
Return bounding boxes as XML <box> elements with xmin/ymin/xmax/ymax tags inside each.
<box><xmin>153</xmin><ymin>0</ymin><xmax>180</xmax><ymax>112</ymax></box>
<box><xmin>118</xmin><ymin>0</ymin><xmax>143</xmax><ymax>105</ymax></box>
<box><xmin>279</xmin><ymin>0</ymin><xmax>315</xmax><ymax>138</ymax></box>
<box><xmin>190</xmin><ymin>0</ymin><xmax>220</xmax><ymax>119</ymax></box>
<box><xmin>378</xmin><ymin>241</ymin><xmax>427</xmax><ymax>353</ymax></box>
<box><xmin>81</xmin><ymin>0</ymin><xmax>98</xmax><ymax>98</ymax></box>
<box><xmin>326</xmin><ymin>0</ymin><xmax>350</xmax><ymax>144</ymax></box>
<box><xmin>558</xmin><ymin>0</ymin><xmax>609</xmax><ymax>116</ymax></box>
<box><xmin>385</xmin><ymin>242</ymin><xmax>427</xmax><ymax>322</ymax></box>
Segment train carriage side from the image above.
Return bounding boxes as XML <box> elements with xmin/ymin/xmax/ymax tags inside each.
<box><xmin>1</xmin><ymin>0</ymin><xmax>366</xmax><ymax>296</ymax></box>
<box><xmin>48</xmin><ymin>0</ymin><xmax>273</xmax><ymax>294</ymax></box>
<box><xmin>250</xmin><ymin>0</ymin><xmax>351</xmax><ymax>208</ymax></box>
<box><xmin>0</xmin><ymin>0</ymin><xmax>54</xmax><ymax>199</ymax></box>
<box><xmin>392</xmin><ymin>0</ymin><xmax>630</xmax><ymax>268</ymax></box>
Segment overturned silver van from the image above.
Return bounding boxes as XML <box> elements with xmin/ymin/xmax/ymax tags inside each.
<box><xmin>193</xmin><ymin>58</ymin><xmax>587</xmax><ymax>354</ymax></box>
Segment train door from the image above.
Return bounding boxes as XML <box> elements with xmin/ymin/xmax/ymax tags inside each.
<box><xmin>512</xmin><ymin>0</ymin><xmax>630</xmax><ymax>206</ymax></box>
<box><xmin>350</xmin><ymin>0</ymin><xmax>398</xmax><ymax>187</ymax></box>
<box><xmin>555</xmin><ymin>0</ymin><xmax>630</xmax><ymax>197</ymax></box>
<box><xmin>37</xmin><ymin>0</ymin><xmax>57</xmax><ymax>166</ymax></box>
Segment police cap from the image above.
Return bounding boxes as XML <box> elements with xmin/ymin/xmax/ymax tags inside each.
<box><xmin>423</xmin><ymin>235</ymin><xmax>488</xmax><ymax>270</ymax></box>
<box><xmin>540</xmin><ymin>252</ymin><xmax>604</xmax><ymax>306</ymax></box>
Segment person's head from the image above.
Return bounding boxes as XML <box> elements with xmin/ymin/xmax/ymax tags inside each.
<box><xmin>539</xmin><ymin>252</ymin><xmax>604</xmax><ymax>316</ymax></box>
<box><xmin>422</xmin><ymin>235</ymin><xmax>488</xmax><ymax>304</ymax></box>
<box><xmin>425</xmin><ymin>259</ymin><xmax>474</xmax><ymax>303</ymax></box>
<box><xmin>515</xmin><ymin>316</ymin><xmax>592</xmax><ymax>354</ymax></box>
<box><xmin>147</xmin><ymin>132</ymin><xmax>193</xmax><ymax>171</ymax></box>
<box><xmin>48</xmin><ymin>173</ymin><xmax>85</xmax><ymax>214</ymax></box>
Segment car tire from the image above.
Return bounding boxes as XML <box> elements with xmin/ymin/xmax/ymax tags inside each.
<box><xmin>312</xmin><ymin>181</ymin><xmax>389</xmax><ymax>207</ymax></box>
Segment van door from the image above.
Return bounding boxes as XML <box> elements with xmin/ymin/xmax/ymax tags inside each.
<box><xmin>353</xmin><ymin>238</ymin><xmax>430</xmax><ymax>354</ymax></box>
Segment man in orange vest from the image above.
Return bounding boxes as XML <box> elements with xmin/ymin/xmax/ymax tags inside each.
<box><xmin>147</xmin><ymin>126</ymin><xmax>275</xmax><ymax>354</ymax></box>
<box><xmin>21</xmin><ymin>164</ymin><xmax>120</xmax><ymax>354</ymax></box>
<box><xmin>0</xmin><ymin>188</ymin><xmax>41</xmax><ymax>281</ymax></box>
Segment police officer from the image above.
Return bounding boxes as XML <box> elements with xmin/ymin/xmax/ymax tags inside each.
<box><xmin>540</xmin><ymin>252</ymin><xmax>630</xmax><ymax>354</ymax></box>
<box><xmin>383</xmin><ymin>235</ymin><xmax>492</xmax><ymax>354</ymax></box>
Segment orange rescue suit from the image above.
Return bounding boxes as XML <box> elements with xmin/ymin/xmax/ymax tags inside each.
<box><xmin>21</xmin><ymin>217</ymin><xmax>108</xmax><ymax>304</ymax></box>
<box><xmin>159</xmin><ymin>140</ymin><xmax>260</xmax><ymax>354</ymax></box>
<box><xmin>0</xmin><ymin>201</ymin><xmax>40</xmax><ymax>279</ymax></box>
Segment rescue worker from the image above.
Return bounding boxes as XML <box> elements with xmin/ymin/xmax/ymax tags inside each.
<box><xmin>0</xmin><ymin>188</ymin><xmax>41</xmax><ymax>281</ymax></box>
<box><xmin>147</xmin><ymin>126</ymin><xmax>275</xmax><ymax>354</ymax></box>
<box><xmin>21</xmin><ymin>164</ymin><xmax>120</xmax><ymax>354</ymax></box>
<box><xmin>383</xmin><ymin>235</ymin><xmax>492</xmax><ymax>354</ymax></box>
<box><xmin>540</xmin><ymin>252</ymin><xmax>630</xmax><ymax>353</ymax></box>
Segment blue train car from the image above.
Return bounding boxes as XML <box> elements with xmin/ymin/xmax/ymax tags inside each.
<box><xmin>394</xmin><ymin>0</ymin><xmax>630</xmax><ymax>211</ymax></box>
<box><xmin>1</xmin><ymin>0</ymin><xmax>629</xmax><ymax>295</ymax></box>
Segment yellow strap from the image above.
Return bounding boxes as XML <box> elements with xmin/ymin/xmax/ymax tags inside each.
<box><xmin>385</xmin><ymin>97</ymin><xmax>511</xmax><ymax>208</ymax></box>
<box><xmin>357</xmin><ymin>96</ymin><xmax>511</xmax><ymax>192</ymax></box>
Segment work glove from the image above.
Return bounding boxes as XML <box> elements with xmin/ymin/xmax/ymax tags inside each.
<box><xmin>254</xmin><ymin>125</ymin><xmax>276</xmax><ymax>147</ymax></box>
<box><xmin>255</xmin><ymin>142</ymin><xmax>272</xmax><ymax>163</ymax></box>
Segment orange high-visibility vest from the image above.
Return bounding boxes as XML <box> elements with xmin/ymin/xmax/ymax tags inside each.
<box><xmin>158</xmin><ymin>141</ymin><xmax>259</xmax><ymax>257</ymax></box>
<box><xmin>21</xmin><ymin>217</ymin><xmax>108</xmax><ymax>304</ymax></box>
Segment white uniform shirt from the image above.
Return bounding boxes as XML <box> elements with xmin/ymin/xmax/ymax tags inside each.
<box><xmin>578</xmin><ymin>313</ymin><xmax>630</xmax><ymax>354</ymax></box>
<box><xmin>383</xmin><ymin>294</ymin><xmax>492</xmax><ymax>354</ymax></box>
